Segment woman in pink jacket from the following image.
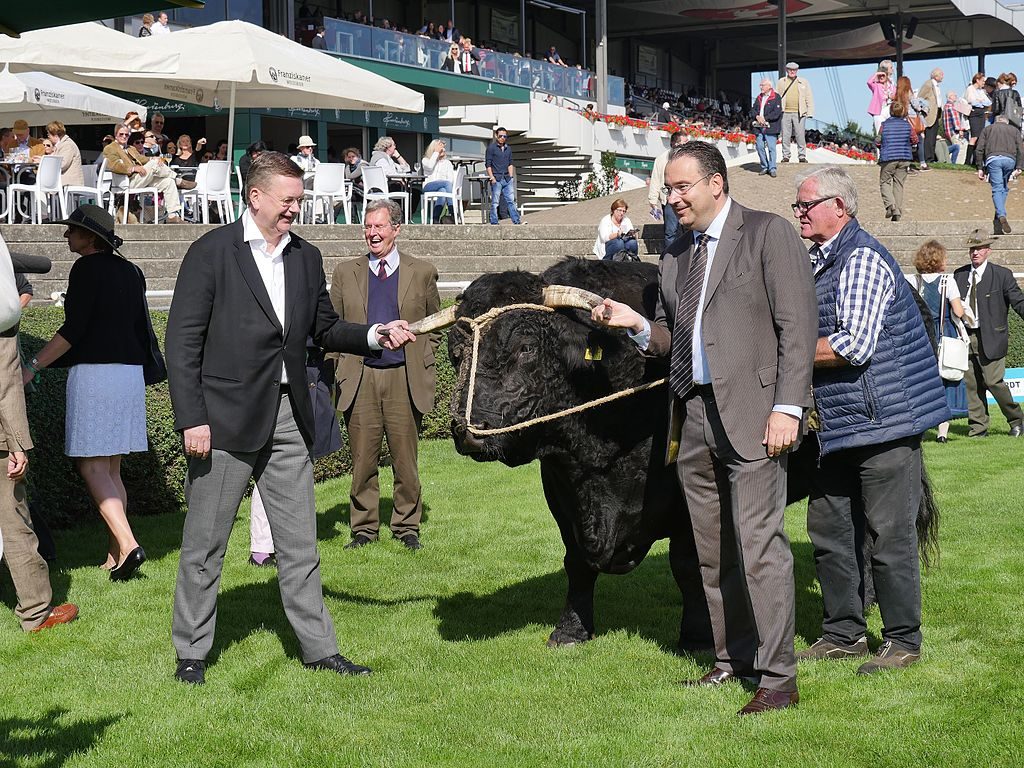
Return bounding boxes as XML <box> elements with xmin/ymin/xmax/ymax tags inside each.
<box><xmin>867</xmin><ymin>68</ymin><xmax>894</xmax><ymax>133</ymax></box>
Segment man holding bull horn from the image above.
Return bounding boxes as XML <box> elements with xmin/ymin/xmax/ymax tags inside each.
<box><xmin>591</xmin><ymin>141</ymin><xmax>817</xmax><ymax>715</ymax></box>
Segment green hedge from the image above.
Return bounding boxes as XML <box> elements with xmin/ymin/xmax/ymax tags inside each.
<box><xmin>17</xmin><ymin>300</ymin><xmax>1024</xmax><ymax>528</ymax></box>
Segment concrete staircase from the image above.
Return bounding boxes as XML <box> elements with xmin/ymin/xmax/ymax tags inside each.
<box><xmin>509</xmin><ymin>136</ymin><xmax>593</xmax><ymax>214</ymax></box>
<box><xmin>5</xmin><ymin>219</ymin><xmax>1020</xmax><ymax>310</ymax></box>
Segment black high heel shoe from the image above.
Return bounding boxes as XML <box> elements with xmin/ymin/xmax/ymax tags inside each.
<box><xmin>110</xmin><ymin>547</ymin><xmax>146</xmax><ymax>582</ymax></box>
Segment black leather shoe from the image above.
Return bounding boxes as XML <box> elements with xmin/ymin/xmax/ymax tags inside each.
<box><xmin>680</xmin><ymin>667</ymin><xmax>735</xmax><ymax>687</ymax></box>
<box><xmin>175</xmin><ymin>658</ymin><xmax>205</xmax><ymax>685</ymax></box>
<box><xmin>304</xmin><ymin>653</ymin><xmax>372</xmax><ymax>676</ymax></box>
<box><xmin>396</xmin><ymin>533</ymin><xmax>422</xmax><ymax>551</ymax></box>
<box><xmin>968</xmin><ymin>431</ymin><xmax>988</xmax><ymax>438</ymax></box>
<box><xmin>110</xmin><ymin>547</ymin><xmax>146</xmax><ymax>582</ymax></box>
<box><xmin>1010</xmin><ymin>424</ymin><xmax>1023</xmax><ymax>438</ymax></box>
<box><xmin>344</xmin><ymin>534</ymin><xmax>373</xmax><ymax>550</ymax></box>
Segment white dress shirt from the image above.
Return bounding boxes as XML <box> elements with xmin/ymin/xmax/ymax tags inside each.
<box><xmin>242</xmin><ymin>211</ymin><xmax>382</xmax><ymax>385</ymax></box>
<box><xmin>369</xmin><ymin>245</ymin><xmax>400</xmax><ymax>278</ymax></box>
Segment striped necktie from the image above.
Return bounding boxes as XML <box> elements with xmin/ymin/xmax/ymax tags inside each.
<box><xmin>969</xmin><ymin>269</ymin><xmax>978</xmax><ymax>316</ymax></box>
<box><xmin>669</xmin><ymin>233</ymin><xmax>710</xmax><ymax>398</ymax></box>
<box><xmin>377</xmin><ymin>260</ymin><xmax>388</xmax><ymax>281</ymax></box>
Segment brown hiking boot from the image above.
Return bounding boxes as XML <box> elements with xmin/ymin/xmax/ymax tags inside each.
<box><xmin>857</xmin><ymin>641</ymin><xmax>920</xmax><ymax>675</ymax></box>
<box><xmin>796</xmin><ymin>636</ymin><xmax>869</xmax><ymax>661</ymax></box>
<box><xmin>998</xmin><ymin>216</ymin><xmax>1012</xmax><ymax>234</ymax></box>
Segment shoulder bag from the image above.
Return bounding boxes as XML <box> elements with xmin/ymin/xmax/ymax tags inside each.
<box><xmin>131</xmin><ymin>261</ymin><xmax>168</xmax><ymax>386</ymax></box>
<box><xmin>936</xmin><ymin>275</ymin><xmax>969</xmax><ymax>382</ymax></box>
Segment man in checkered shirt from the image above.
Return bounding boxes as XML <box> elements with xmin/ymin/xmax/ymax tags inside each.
<box><xmin>792</xmin><ymin>166</ymin><xmax>950</xmax><ymax>676</ymax></box>
<box><xmin>941</xmin><ymin>92</ymin><xmax>966</xmax><ymax>164</ymax></box>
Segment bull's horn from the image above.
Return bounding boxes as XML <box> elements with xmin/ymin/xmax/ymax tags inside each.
<box><xmin>407</xmin><ymin>304</ymin><xmax>459</xmax><ymax>334</ymax></box>
<box><xmin>542</xmin><ymin>285</ymin><xmax>605</xmax><ymax>311</ymax></box>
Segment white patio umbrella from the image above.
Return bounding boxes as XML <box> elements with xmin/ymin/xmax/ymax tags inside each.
<box><xmin>0</xmin><ymin>22</ymin><xmax>179</xmax><ymax>75</ymax></box>
<box><xmin>75</xmin><ymin>20</ymin><xmax>425</xmax><ymax>155</ymax></box>
<box><xmin>0</xmin><ymin>67</ymin><xmax>146</xmax><ymax>125</ymax></box>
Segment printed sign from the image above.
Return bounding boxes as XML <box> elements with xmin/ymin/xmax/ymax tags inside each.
<box><xmin>991</xmin><ymin>368</ymin><xmax>1024</xmax><ymax>403</ymax></box>
<box><xmin>637</xmin><ymin>45</ymin><xmax>658</xmax><ymax>77</ymax></box>
<box><xmin>491</xmin><ymin>9</ymin><xmax>519</xmax><ymax>47</ymax></box>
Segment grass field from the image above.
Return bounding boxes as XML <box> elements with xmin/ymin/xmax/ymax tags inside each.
<box><xmin>2</xmin><ymin>417</ymin><xmax>1023</xmax><ymax>767</ymax></box>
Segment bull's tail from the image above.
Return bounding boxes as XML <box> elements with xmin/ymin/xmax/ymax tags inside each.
<box><xmin>918</xmin><ymin>455</ymin><xmax>940</xmax><ymax>569</ymax></box>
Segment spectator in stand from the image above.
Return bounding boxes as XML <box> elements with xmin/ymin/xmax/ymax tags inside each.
<box><xmin>164</xmin><ymin>140</ymin><xmax>176</xmax><ymax>158</ymax></box>
<box><xmin>913</xmin><ymin>240</ymin><xmax>966</xmax><ymax>443</ymax></box>
<box><xmin>370</xmin><ymin>136</ymin><xmax>420</xmax><ymax>217</ymax></box>
<box><xmin>139</xmin><ymin>13</ymin><xmax>154</xmax><ymax>37</ymax></box>
<box><xmin>152</xmin><ymin>11</ymin><xmax>170</xmax><ymax>34</ymax></box>
<box><xmin>649</xmin><ymin>130</ymin><xmax>685</xmax><ymax>250</ymax></box>
<box><xmin>290</xmin><ymin>135</ymin><xmax>320</xmax><ymax>184</ymax></box>
<box><xmin>11</xmin><ymin>120</ymin><xmax>43</xmax><ymax>159</ymax></box>
<box><xmin>311</xmin><ymin>25</ymin><xmax>327</xmax><ymax>50</ymax></box>
<box><xmin>45</xmin><ymin>122</ymin><xmax>83</xmax><ymax>187</ymax></box>
<box><xmin>173</xmin><ymin>134</ymin><xmax>206</xmax><ymax>167</ymax></box>
<box><xmin>776</xmin><ymin>62</ymin><xmax>814</xmax><ymax>163</ymax></box>
<box><xmin>752</xmin><ymin>78</ymin><xmax>782</xmax><ymax>177</ymax></box>
<box><xmin>343</xmin><ymin>147</ymin><xmax>367</xmax><ymax>218</ymax></box>
<box><xmin>867</xmin><ymin>68</ymin><xmax>892</xmax><ymax>134</ymax></box>
<box><xmin>656</xmin><ymin>102</ymin><xmax>675</xmax><ymax>124</ymax></box>
<box><xmin>942</xmin><ymin>91</ymin><xmax>966</xmax><ymax>164</ymax></box>
<box><xmin>457</xmin><ymin>37</ymin><xmax>480</xmax><ymax>75</ymax></box>
<box><xmin>485</xmin><ymin>127</ymin><xmax>521</xmax><ymax>226</ymax></box>
<box><xmin>104</xmin><ymin>125</ymin><xmax>186</xmax><ymax>223</ymax></box>
<box><xmin>24</xmin><ymin>205</ymin><xmax>151</xmax><ymax>581</ymax></box>
<box><xmin>974</xmin><ymin>116</ymin><xmax>1024</xmax><ymax>235</ymax></box>
<box><xmin>964</xmin><ymin>73</ymin><xmax>991</xmax><ymax>167</ymax></box>
<box><xmin>877</xmin><ymin>100</ymin><xmax>917</xmax><ymax>222</ymax></box>
<box><xmin>593</xmin><ymin>198</ymin><xmax>638</xmax><ymax>261</ymax></box>
<box><xmin>546</xmin><ymin>46</ymin><xmax>568</xmax><ymax>67</ymax></box>
<box><xmin>0</xmin><ymin>127</ymin><xmax>17</xmax><ymax>157</ymax></box>
<box><xmin>141</xmin><ymin>130</ymin><xmax>162</xmax><ymax>158</ymax></box>
<box><xmin>149</xmin><ymin>112</ymin><xmax>168</xmax><ymax>150</ymax></box>
<box><xmin>201</xmin><ymin>151</ymin><xmax>214</xmax><ymax>162</ymax></box>
<box><xmin>917</xmin><ymin>68</ymin><xmax>943</xmax><ymax>165</ymax></box>
<box><xmin>990</xmin><ymin>73</ymin><xmax>1022</xmax><ymax>128</ymax></box>
<box><xmin>95</xmin><ymin>135</ymin><xmax>115</xmax><ymax>167</ymax></box>
<box><xmin>122</xmin><ymin>112</ymin><xmax>144</xmax><ymax>134</ymax></box>
<box><xmin>421</xmin><ymin>139</ymin><xmax>456</xmax><ymax>223</ymax></box>
<box><xmin>445</xmin><ymin>19</ymin><xmax>458</xmax><ymax>42</ymax></box>
<box><xmin>440</xmin><ymin>43</ymin><xmax>460</xmax><ymax>72</ymax></box>
<box><xmin>419</xmin><ymin>21</ymin><xmax>436</xmax><ymax>37</ymax></box>
<box><xmin>215</xmin><ymin>140</ymin><xmax>228</xmax><ymax>162</ymax></box>
<box><xmin>238</xmin><ymin>140</ymin><xmax>266</xmax><ymax>185</ymax></box>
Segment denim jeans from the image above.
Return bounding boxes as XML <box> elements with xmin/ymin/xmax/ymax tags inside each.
<box><xmin>604</xmin><ymin>237</ymin><xmax>639</xmax><ymax>260</ymax></box>
<box><xmin>421</xmin><ymin>179</ymin><xmax>452</xmax><ymax>221</ymax></box>
<box><xmin>489</xmin><ymin>176</ymin><xmax>520</xmax><ymax>224</ymax></box>
<box><xmin>986</xmin><ymin>155</ymin><xmax>1016</xmax><ymax>217</ymax></box>
<box><xmin>755</xmin><ymin>131</ymin><xmax>777</xmax><ymax>172</ymax></box>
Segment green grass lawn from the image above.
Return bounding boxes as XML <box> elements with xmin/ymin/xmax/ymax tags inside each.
<box><xmin>2</xmin><ymin>417</ymin><xmax>1023</xmax><ymax>767</ymax></box>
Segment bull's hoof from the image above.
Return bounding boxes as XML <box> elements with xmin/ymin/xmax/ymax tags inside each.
<box><xmin>546</xmin><ymin>629</ymin><xmax>593</xmax><ymax>648</ymax></box>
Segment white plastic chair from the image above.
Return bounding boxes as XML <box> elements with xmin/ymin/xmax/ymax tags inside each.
<box><xmin>301</xmin><ymin>164</ymin><xmax>351</xmax><ymax>224</ymax></box>
<box><xmin>423</xmin><ymin>166</ymin><xmax>466</xmax><ymax>224</ymax></box>
<box><xmin>65</xmin><ymin>162</ymin><xmax>107</xmax><ymax>212</ymax></box>
<box><xmin>6</xmin><ymin>156</ymin><xmax>67</xmax><ymax>223</ymax></box>
<box><xmin>109</xmin><ymin>166</ymin><xmax>159</xmax><ymax>224</ymax></box>
<box><xmin>361</xmin><ymin>165</ymin><xmax>409</xmax><ymax>224</ymax></box>
<box><xmin>191</xmin><ymin>160</ymin><xmax>234</xmax><ymax>224</ymax></box>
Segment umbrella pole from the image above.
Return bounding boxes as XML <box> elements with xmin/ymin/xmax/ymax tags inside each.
<box><xmin>227</xmin><ymin>80</ymin><xmax>237</xmax><ymax>165</ymax></box>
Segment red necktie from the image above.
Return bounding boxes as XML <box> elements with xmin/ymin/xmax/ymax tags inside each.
<box><xmin>377</xmin><ymin>261</ymin><xmax>388</xmax><ymax>281</ymax></box>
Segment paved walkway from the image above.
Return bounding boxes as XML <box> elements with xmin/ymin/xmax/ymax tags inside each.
<box><xmin>525</xmin><ymin>162</ymin><xmax>1023</xmax><ymax>231</ymax></box>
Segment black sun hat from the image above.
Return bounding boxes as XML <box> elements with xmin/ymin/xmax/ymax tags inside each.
<box><xmin>54</xmin><ymin>205</ymin><xmax>124</xmax><ymax>251</ymax></box>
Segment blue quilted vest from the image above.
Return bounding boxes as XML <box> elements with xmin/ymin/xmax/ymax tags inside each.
<box><xmin>814</xmin><ymin>219</ymin><xmax>951</xmax><ymax>456</ymax></box>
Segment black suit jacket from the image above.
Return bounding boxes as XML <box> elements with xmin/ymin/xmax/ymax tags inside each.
<box><xmin>953</xmin><ymin>261</ymin><xmax>1024</xmax><ymax>360</ymax></box>
<box><xmin>166</xmin><ymin>220</ymin><xmax>373</xmax><ymax>453</ymax></box>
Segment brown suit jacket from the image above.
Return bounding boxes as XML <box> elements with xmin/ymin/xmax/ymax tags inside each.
<box><xmin>102</xmin><ymin>141</ymin><xmax>146</xmax><ymax>176</ymax></box>
<box><xmin>0</xmin><ymin>324</ymin><xmax>32</xmax><ymax>453</ymax></box>
<box><xmin>648</xmin><ymin>200</ymin><xmax>817</xmax><ymax>462</ymax></box>
<box><xmin>917</xmin><ymin>79</ymin><xmax>940</xmax><ymax>127</ymax></box>
<box><xmin>330</xmin><ymin>252</ymin><xmax>441</xmax><ymax>414</ymax></box>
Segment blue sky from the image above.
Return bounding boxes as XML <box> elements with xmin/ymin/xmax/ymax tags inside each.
<box><xmin>751</xmin><ymin>52</ymin><xmax>1022</xmax><ymax>133</ymax></box>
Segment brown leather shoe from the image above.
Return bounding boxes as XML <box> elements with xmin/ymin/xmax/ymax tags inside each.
<box><xmin>177</xmin><ymin>179</ymin><xmax>197</xmax><ymax>190</ymax></box>
<box><xmin>856</xmin><ymin>641</ymin><xmax>920</xmax><ymax>675</ymax></box>
<box><xmin>738</xmin><ymin>687</ymin><xmax>798</xmax><ymax>715</ymax></box>
<box><xmin>680</xmin><ymin>667</ymin><xmax>735</xmax><ymax>687</ymax></box>
<box><xmin>165</xmin><ymin>214</ymin><xmax>185</xmax><ymax>224</ymax></box>
<box><xmin>796</xmin><ymin>636</ymin><xmax>869</xmax><ymax>660</ymax></box>
<box><xmin>31</xmin><ymin>603</ymin><xmax>79</xmax><ymax>632</ymax></box>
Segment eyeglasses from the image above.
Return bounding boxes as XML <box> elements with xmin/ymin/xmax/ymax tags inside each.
<box><xmin>496</xmin><ymin>134</ymin><xmax>508</xmax><ymax>139</ymax></box>
<box><xmin>116</xmin><ymin>131</ymin><xmax>130</xmax><ymax>137</ymax></box>
<box><xmin>791</xmin><ymin>196</ymin><xmax>836</xmax><ymax>215</ymax></box>
<box><xmin>662</xmin><ymin>172</ymin><xmax>714</xmax><ymax>199</ymax></box>
<box><xmin>144</xmin><ymin>133</ymin><xmax>155</xmax><ymax>138</ymax></box>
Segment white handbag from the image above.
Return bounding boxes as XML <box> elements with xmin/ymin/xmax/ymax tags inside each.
<box><xmin>936</xmin><ymin>275</ymin><xmax>969</xmax><ymax>382</ymax></box>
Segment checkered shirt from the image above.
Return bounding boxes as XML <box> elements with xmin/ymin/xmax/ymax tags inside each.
<box><xmin>942</xmin><ymin>102</ymin><xmax>962</xmax><ymax>140</ymax></box>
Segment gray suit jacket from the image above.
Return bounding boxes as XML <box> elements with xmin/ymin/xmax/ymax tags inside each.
<box><xmin>648</xmin><ymin>200</ymin><xmax>817</xmax><ymax>461</ymax></box>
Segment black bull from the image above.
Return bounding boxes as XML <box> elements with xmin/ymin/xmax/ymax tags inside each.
<box><xmin>447</xmin><ymin>258</ymin><xmax>939</xmax><ymax>650</ymax></box>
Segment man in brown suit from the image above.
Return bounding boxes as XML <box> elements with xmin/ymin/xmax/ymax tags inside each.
<box><xmin>102</xmin><ymin>126</ymin><xmax>186</xmax><ymax>222</ymax></box>
<box><xmin>0</xmin><ymin>236</ymin><xmax>77</xmax><ymax>632</ymax></box>
<box><xmin>917</xmin><ymin>68</ymin><xmax>944</xmax><ymax>165</ymax></box>
<box><xmin>330</xmin><ymin>200</ymin><xmax>440</xmax><ymax>550</ymax></box>
<box><xmin>591</xmin><ymin>141</ymin><xmax>816</xmax><ymax>715</ymax></box>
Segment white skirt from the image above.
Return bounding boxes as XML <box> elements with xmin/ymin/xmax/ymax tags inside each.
<box><xmin>65</xmin><ymin>364</ymin><xmax>148</xmax><ymax>457</ymax></box>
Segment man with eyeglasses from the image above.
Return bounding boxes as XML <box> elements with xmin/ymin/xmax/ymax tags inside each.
<box><xmin>166</xmin><ymin>153</ymin><xmax>416</xmax><ymax>685</ymax></box>
<box><xmin>591</xmin><ymin>141</ymin><xmax>816</xmax><ymax>715</ymax></box>
<box><xmin>485</xmin><ymin>127</ymin><xmax>522</xmax><ymax>225</ymax></box>
<box><xmin>793</xmin><ymin>166</ymin><xmax>949</xmax><ymax>676</ymax></box>
<box><xmin>329</xmin><ymin>200</ymin><xmax>440</xmax><ymax>551</ymax></box>
<box><xmin>102</xmin><ymin>126</ymin><xmax>186</xmax><ymax>223</ymax></box>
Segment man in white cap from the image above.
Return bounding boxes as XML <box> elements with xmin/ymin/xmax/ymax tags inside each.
<box><xmin>776</xmin><ymin>62</ymin><xmax>814</xmax><ymax>163</ymax></box>
<box><xmin>290</xmin><ymin>135</ymin><xmax>320</xmax><ymax>185</ymax></box>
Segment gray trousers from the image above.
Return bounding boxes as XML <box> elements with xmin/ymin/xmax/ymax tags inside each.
<box><xmin>780</xmin><ymin>113</ymin><xmax>806</xmax><ymax>160</ymax></box>
<box><xmin>676</xmin><ymin>391</ymin><xmax>797</xmax><ymax>692</ymax></box>
<box><xmin>172</xmin><ymin>392</ymin><xmax>339</xmax><ymax>664</ymax></box>
<box><xmin>808</xmin><ymin>435</ymin><xmax>923</xmax><ymax>651</ymax></box>
<box><xmin>879</xmin><ymin>160</ymin><xmax>911</xmax><ymax>216</ymax></box>
<box><xmin>966</xmin><ymin>332</ymin><xmax>1023</xmax><ymax>434</ymax></box>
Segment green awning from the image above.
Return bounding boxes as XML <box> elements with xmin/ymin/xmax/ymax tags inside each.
<box><xmin>616</xmin><ymin>157</ymin><xmax>654</xmax><ymax>172</ymax></box>
<box><xmin>0</xmin><ymin>2</ymin><xmax>204</xmax><ymax>37</ymax></box>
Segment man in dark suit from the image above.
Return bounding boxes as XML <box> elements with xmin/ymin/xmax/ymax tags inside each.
<box><xmin>330</xmin><ymin>200</ymin><xmax>440</xmax><ymax>551</ymax></box>
<box><xmin>591</xmin><ymin>141</ymin><xmax>817</xmax><ymax>715</ymax></box>
<box><xmin>954</xmin><ymin>230</ymin><xmax>1024</xmax><ymax>437</ymax></box>
<box><xmin>165</xmin><ymin>152</ymin><xmax>415</xmax><ymax>685</ymax></box>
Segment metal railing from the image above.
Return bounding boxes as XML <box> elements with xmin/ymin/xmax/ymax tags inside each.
<box><xmin>321</xmin><ymin>17</ymin><xmax>624</xmax><ymax>106</ymax></box>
